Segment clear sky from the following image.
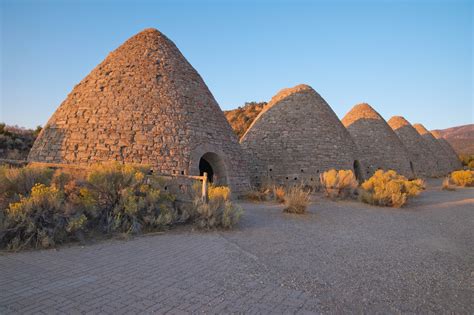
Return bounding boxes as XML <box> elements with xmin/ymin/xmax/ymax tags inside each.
<box><xmin>1</xmin><ymin>0</ymin><xmax>472</xmax><ymax>130</ymax></box>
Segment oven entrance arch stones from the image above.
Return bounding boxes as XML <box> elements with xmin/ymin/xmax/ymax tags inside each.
<box><xmin>198</xmin><ymin>152</ymin><xmax>227</xmax><ymax>185</ymax></box>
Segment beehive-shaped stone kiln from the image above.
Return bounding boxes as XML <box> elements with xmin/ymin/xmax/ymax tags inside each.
<box><xmin>387</xmin><ymin>116</ymin><xmax>440</xmax><ymax>177</ymax></box>
<box><xmin>431</xmin><ymin>130</ymin><xmax>462</xmax><ymax>171</ymax></box>
<box><xmin>240</xmin><ymin>84</ymin><xmax>360</xmax><ymax>186</ymax></box>
<box><xmin>412</xmin><ymin>124</ymin><xmax>453</xmax><ymax>175</ymax></box>
<box><xmin>342</xmin><ymin>104</ymin><xmax>414</xmax><ymax>178</ymax></box>
<box><xmin>28</xmin><ymin>28</ymin><xmax>249</xmax><ymax>193</ymax></box>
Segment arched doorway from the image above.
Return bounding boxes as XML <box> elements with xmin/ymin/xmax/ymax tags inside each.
<box><xmin>409</xmin><ymin>161</ymin><xmax>416</xmax><ymax>178</ymax></box>
<box><xmin>199</xmin><ymin>152</ymin><xmax>227</xmax><ymax>185</ymax></box>
<box><xmin>353</xmin><ymin>160</ymin><xmax>363</xmax><ymax>182</ymax></box>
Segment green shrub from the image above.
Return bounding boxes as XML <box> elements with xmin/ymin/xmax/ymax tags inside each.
<box><xmin>191</xmin><ymin>185</ymin><xmax>242</xmax><ymax>229</ymax></box>
<box><xmin>320</xmin><ymin>169</ymin><xmax>358</xmax><ymax>200</ymax></box>
<box><xmin>359</xmin><ymin>170</ymin><xmax>425</xmax><ymax>208</ymax></box>
<box><xmin>450</xmin><ymin>170</ymin><xmax>474</xmax><ymax>187</ymax></box>
<box><xmin>283</xmin><ymin>185</ymin><xmax>311</xmax><ymax>214</ymax></box>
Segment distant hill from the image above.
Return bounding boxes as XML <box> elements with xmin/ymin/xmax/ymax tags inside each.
<box><xmin>224</xmin><ymin>102</ymin><xmax>266</xmax><ymax>139</ymax></box>
<box><xmin>432</xmin><ymin>124</ymin><xmax>474</xmax><ymax>156</ymax></box>
<box><xmin>0</xmin><ymin>123</ymin><xmax>42</xmax><ymax>160</ymax></box>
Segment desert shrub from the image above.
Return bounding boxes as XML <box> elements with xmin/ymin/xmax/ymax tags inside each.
<box><xmin>244</xmin><ymin>189</ymin><xmax>267</xmax><ymax>201</ymax></box>
<box><xmin>243</xmin><ymin>184</ymin><xmax>286</xmax><ymax>203</ymax></box>
<box><xmin>0</xmin><ymin>165</ymin><xmax>54</xmax><ymax>211</ymax></box>
<box><xmin>459</xmin><ymin>154</ymin><xmax>474</xmax><ymax>168</ymax></box>
<box><xmin>320</xmin><ymin>169</ymin><xmax>358</xmax><ymax>199</ymax></box>
<box><xmin>243</xmin><ymin>185</ymin><xmax>272</xmax><ymax>201</ymax></box>
<box><xmin>283</xmin><ymin>185</ymin><xmax>311</xmax><ymax>214</ymax></box>
<box><xmin>80</xmin><ymin>163</ymin><xmax>177</xmax><ymax>234</ymax></box>
<box><xmin>450</xmin><ymin>170</ymin><xmax>474</xmax><ymax>187</ymax></box>
<box><xmin>208</xmin><ymin>184</ymin><xmax>231</xmax><ymax>201</ymax></box>
<box><xmin>468</xmin><ymin>160</ymin><xmax>474</xmax><ymax>170</ymax></box>
<box><xmin>0</xmin><ymin>184</ymin><xmax>76</xmax><ymax>250</ymax></box>
<box><xmin>359</xmin><ymin>170</ymin><xmax>425</xmax><ymax>208</ymax></box>
<box><xmin>191</xmin><ymin>185</ymin><xmax>242</xmax><ymax>229</ymax></box>
<box><xmin>273</xmin><ymin>186</ymin><xmax>285</xmax><ymax>203</ymax></box>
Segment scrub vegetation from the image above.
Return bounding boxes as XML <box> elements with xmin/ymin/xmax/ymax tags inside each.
<box><xmin>320</xmin><ymin>169</ymin><xmax>358</xmax><ymax>200</ymax></box>
<box><xmin>359</xmin><ymin>170</ymin><xmax>425</xmax><ymax>208</ymax></box>
<box><xmin>0</xmin><ymin>163</ymin><xmax>241</xmax><ymax>251</ymax></box>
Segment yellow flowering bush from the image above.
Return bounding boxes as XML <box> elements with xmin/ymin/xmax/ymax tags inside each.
<box><xmin>0</xmin><ymin>163</ymin><xmax>179</xmax><ymax>251</ymax></box>
<box><xmin>450</xmin><ymin>170</ymin><xmax>474</xmax><ymax>187</ymax></box>
<box><xmin>320</xmin><ymin>169</ymin><xmax>358</xmax><ymax>200</ymax></box>
<box><xmin>359</xmin><ymin>170</ymin><xmax>425</xmax><ymax>208</ymax></box>
<box><xmin>192</xmin><ymin>184</ymin><xmax>242</xmax><ymax>229</ymax></box>
<box><xmin>1</xmin><ymin>184</ymin><xmax>67</xmax><ymax>250</ymax></box>
<box><xmin>0</xmin><ymin>165</ymin><xmax>54</xmax><ymax>211</ymax></box>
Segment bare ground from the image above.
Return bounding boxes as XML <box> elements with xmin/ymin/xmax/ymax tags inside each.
<box><xmin>0</xmin><ymin>179</ymin><xmax>473</xmax><ymax>314</ymax></box>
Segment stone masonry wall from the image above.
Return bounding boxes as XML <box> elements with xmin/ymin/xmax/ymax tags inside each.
<box><xmin>342</xmin><ymin>104</ymin><xmax>414</xmax><ymax>178</ymax></box>
<box><xmin>431</xmin><ymin>130</ymin><xmax>462</xmax><ymax>171</ymax></box>
<box><xmin>413</xmin><ymin>124</ymin><xmax>452</xmax><ymax>176</ymax></box>
<box><xmin>388</xmin><ymin>116</ymin><xmax>440</xmax><ymax>177</ymax></box>
<box><xmin>240</xmin><ymin>84</ymin><xmax>359</xmax><ymax>187</ymax></box>
<box><xmin>28</xmin><ymin>28</ymin><xmax>250</xmax><ymax>194</ymax></box>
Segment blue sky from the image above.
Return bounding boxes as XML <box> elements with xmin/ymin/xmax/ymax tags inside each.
<box><xmin>1</xmin><ymin>0</ymin><xmax>472</xmax><ymax>130</ymax></box>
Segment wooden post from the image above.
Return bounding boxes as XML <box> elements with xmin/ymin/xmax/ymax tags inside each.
<box><xmin>202</xmin><ymin>172</ymin><xmax>208</xmax><ymax>203</ymax></box>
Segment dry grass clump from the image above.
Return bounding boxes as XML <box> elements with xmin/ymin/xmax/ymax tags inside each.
<box><xmin>243</xmin><ymin>189</ymin><xmax>268</xmax><ymax>201</ymax></box>
<box><xmin>442</xmin><ymin>177</ymin><xmax>456</xmax><ymax>191</ymax></box>
<box><xmin>359</xmin><ymin>170</ymin><xmax>425</xmax><ymax>208</ymax></box>
<box><xmin>191</xmin><ymin>185</ymin><xmax>242</xmax><ymax>230</ymax></box>
<box><xmin>273</xmin><ymin>186</ymin><xmax>286</xmax><ymax>203</ymax></box>
<box><xmin>320</xmin><ymin>169</ymin><xmax>358</xmax><ymax>200</ymax></box>
<box><xmin>244</xmin><ymin>185</ymin><xmax>274</xmax><ymax>202</ymax></box>
<box><xmin>283</xmin><ymin>185</ymin><xmax>311</xmax><ymax>214</ymax></box>
<box><xmin>449</xmin><ymin>170</ymin><xmax>474</xmax><ymax>187</ymax></box>
<box><xmin>243</xmin><ymin>185</ymin><xmax>285</xmax><ymax>203</ymax></box>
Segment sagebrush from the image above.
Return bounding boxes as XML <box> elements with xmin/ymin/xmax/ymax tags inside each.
<box><xmin>0</xmin><ymin>163</ymin><xmax>179</xmax><ymax>250</ymax></box>
<box><xmin>449</xmin><ymin>170</ymin><xmax>474</xmax><ymax>187</ymax></box>
<box><xmin>320</xmin><ymin>169</ymin><xmax>358</xmax><ymax>199</ymax></box>
<box><xmin>191</xmin><ymin>184</ymin><xmax>242</xmax><ymax>229</ymax></box>
<box><xmin>359</xmin><ymin>170</ymin><xmax>425</xmax><ymax>208</ymax></box>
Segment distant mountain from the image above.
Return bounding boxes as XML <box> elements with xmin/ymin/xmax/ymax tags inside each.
<box><xmin>432</xmin><ymin>124</ymin><xmax>474</xmax><ymax>156</ymax></box>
